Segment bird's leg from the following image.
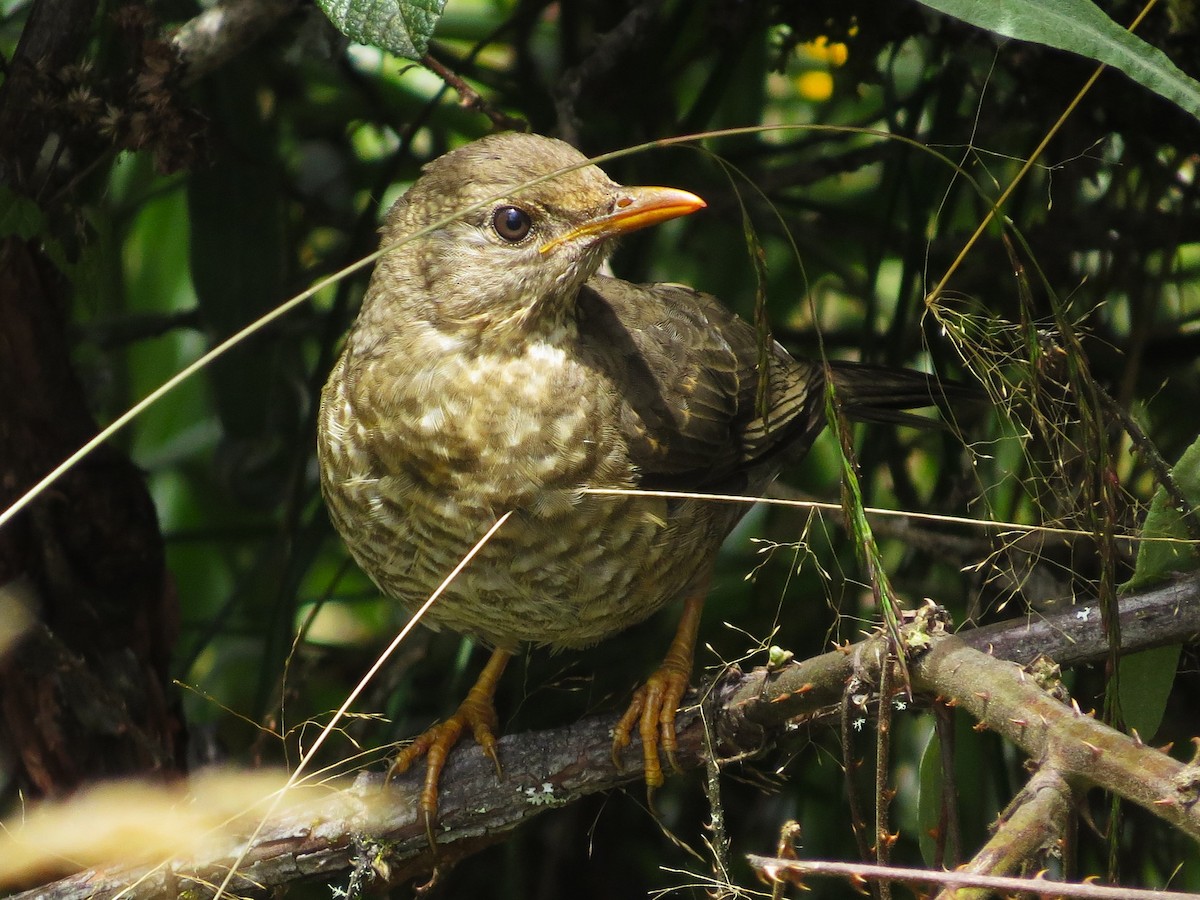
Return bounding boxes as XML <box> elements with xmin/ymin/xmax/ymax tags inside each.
<box><xmin>612</xmin><ymin>586</ymin><xmax>705</xmax><ymax>792</ymax></box>
<box><xmin>388</xmin><ymin>646</ymin><xmax>511</xmax><ymax>836</ymax></box>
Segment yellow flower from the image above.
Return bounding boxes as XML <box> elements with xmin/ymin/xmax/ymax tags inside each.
<box><xmin>795</xmin><ymin>71</ymin><xmax>834</xmax><ymax>102</ymax></box>
<box><xmin>800</xmin><ymin>36</ymin><xmax>849</xmax><ymax>67</ymax></box>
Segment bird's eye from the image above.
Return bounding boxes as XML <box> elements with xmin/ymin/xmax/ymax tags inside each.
<box><xmin>492</xmin><ymin>206</ymin><xmax>532</xmax><ymax>242</ymax></box>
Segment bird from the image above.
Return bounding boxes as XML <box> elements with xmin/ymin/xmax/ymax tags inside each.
<box><xmin>317</xmin><ymin>131</ymin><xmax>956</xmax><ymax>828</ymax></box>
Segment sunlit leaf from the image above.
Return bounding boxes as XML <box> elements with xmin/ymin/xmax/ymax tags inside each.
<box><xmin>315</xmin><ymin>0</ymin><xmax>446</xmax><ymax>59</ymax></box>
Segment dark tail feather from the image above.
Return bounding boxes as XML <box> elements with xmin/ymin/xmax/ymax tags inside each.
<box><xmin>827</xmin><ymin>360</ymin><xmax>982</xmax><ymax>428</ymax></box>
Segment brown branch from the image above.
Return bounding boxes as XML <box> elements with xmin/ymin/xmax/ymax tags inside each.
<box><xmin>420</xmin><ymin>49</ymin><xmax>529</xmax><ymax>133</ymax></box>
<box><xmin>551</xmin><ymin>0</ymin><xmax>661</xmax><ymax>145</ymax></box>
<box><xmin>912</xmin><ymin>635</ymin><xmax>1200</xmax><ymax>842</ymax></box>
<box><xmin>8</xmin><ymin>575</ymin><xmax>1200</xmax><ymax>898</ymax></box>
<box><xmin>932</xmin><ymin>764</ymin><xmax>1075</xmax><ymax>900</ymax></box>
<box><xmin>171</xmin><ymin>0</ymin><xmax>301</xmax><ymax>87</ymax></box>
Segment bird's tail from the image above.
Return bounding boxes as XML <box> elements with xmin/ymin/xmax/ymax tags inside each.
<box><xmin>827</xmin><ymin>360</ymin><xmax>980</xmax><ymax>429</ymax></box>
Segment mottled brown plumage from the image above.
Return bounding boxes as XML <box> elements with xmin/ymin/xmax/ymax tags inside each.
<box><xmin>318</xmin><ymin>132</ymin><xmax>946</xmax><ymax>824</ymax></box>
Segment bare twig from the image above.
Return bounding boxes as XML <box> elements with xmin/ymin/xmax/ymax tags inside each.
<box><xmin>874</xmin><ymin>654</ymin><xmax>895</xmax><ymax>900</ymax></box>
<box><xmin>749</xmin><ymin>856</ymin><xmax>1200</xmax><ymax>899</ymax></box>
<box><xmin>420</xmin><ymin>49</ymin><xmax>529</xmax><ymax>132</ymax></box>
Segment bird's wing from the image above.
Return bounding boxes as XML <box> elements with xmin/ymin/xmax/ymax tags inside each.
<box><xmin>576</xmin><ymin>276</ymin><xmax>825</xmax><ymax>492</ymax></box>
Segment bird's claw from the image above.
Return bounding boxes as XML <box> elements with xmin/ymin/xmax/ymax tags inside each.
<box><xmin>386</xmin><ymin>686</ymin><xmax>502</xmax><ymax>842</ymax></box>
<box><xmin>611</xmin><ymin>661</ymin><xmax>691</xmax><ymax>794</ymax></box>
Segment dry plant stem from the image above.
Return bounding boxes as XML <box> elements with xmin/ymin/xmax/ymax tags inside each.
<box><xmin>932</xmin><ymin>764</ymin><xmax>1074</xmax><ymax>900</ymax></box>
<box><xmin>10</xmin><ymin>578</ymin><xmax>1200</xmax><ymax>898</ymax></box>
<box><xmin>874</xmin><ymin>657</ymin><xmax>894</xmax><ymax>900</ymax></box>
<box><xmin>841</xmin><ymin>645</ymin><xmax>881</xmax><ymax>896</ymax></box>
<box><xmin>926</xmin><ymin>0</ymin><xmax>1159</xmax><ymax>307</ymax></box>
<box><xmin>702</xmin><ymin>733</ymin><xmax>733</xmax><ymax>892</ymax></box>
<box><xmin>739</xmin><ymin>630</ymin><xmax>1200</xmax><ymax>840</ymax></box>
<box><xmin>722</xmin><ymin>575</ymin><xmax>1200</xmax><ymax>735</ymax></box>
<box><xmin>933</xmin><ymin>701</ymin><xmax>962</xmax><ymax>866</ymax></box>
<box><xmin>748</xmin><ymin>856</ymin><xmax>1199</xmax><ymax>900</ymax></box>
<box><xmin>769</xmin><ymin>822</ymin><xmax>803</xmax><ymax>900</ymax></box>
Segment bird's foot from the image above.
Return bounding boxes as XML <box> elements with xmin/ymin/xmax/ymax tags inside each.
<box><xmin>611</xmin><ymin>655</ymin><xmax>692</xmax><ymax>794</ymax></box>
<box><xmin>387</xmin><ymin>648</ymin><xmax>509</xmax><ymax>844</ymax></box>
<box><xmin>611</xmin><ymin>588</ymin><xmax>705</xmax><ymax>797</ymax></box>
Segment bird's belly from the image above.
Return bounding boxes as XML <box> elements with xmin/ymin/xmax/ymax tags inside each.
<box><xmin>332</xmin><ymin>478</ymin><xmax>715</xmax><ymax>649</ymax></box>
<box><xmin>319</xmin><ymin>353</ymin><xmax>719</xmax><ymax>649</ymax></box>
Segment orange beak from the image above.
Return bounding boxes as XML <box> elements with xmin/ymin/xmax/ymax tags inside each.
<box><xmin>540</xmin><ymin>186</ymin><xmax>706</xmax><ymax>254</ymax></box>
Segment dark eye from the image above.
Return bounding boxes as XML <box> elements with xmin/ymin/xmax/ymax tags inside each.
<box><xmin>492</xmin><ymin>206</ymin><xmax>532</xmax><ymax>242</ymax></box>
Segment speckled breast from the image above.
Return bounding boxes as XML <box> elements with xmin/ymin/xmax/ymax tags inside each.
<box><xmin>317</xmin><ymin>341</ymin><xmax>725</xmax><ymax>650</ymax></box>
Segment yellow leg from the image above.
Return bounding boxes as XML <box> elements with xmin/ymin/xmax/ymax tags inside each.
<box><xmin>612</xmin><ymin>587</ymin><xmax>705</xmax><ymax>792</ymax></box>
<box><xmin>388</xmin><ymin>647</ymin><xmax>511</xmax><ymax>833</ymax></box>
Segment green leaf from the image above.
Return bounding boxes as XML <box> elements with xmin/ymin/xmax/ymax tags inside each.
<box><xmin>1119</xmin><ymin>645</ymin><xmax>1181</xmax><ymax>742</ymax></box>
<box><xmin>1116</xmin><ymin>435</ymin><xmax>1200</xmax><ymax>739</ymax></box>
<box><xmin>917</xmin><ymin>727</ymin><xmax>945</xmax><ymax>868</ymax></box>
<box><xmin>1126</xmin><ymin>435</ymin><xmax>1200</xmax><ymax>588</ymax></box>
<box><xmin>913</xmin><ymin>0</ymin><xmax>1200</xmax><ymax>122</ymax></box>
<box><xmin>315</xmin><ymin>0</ymin><xmax>446</xmax><ymax>59</ymax></box>
<box><xmin>0</xmin><ymin>187</ymin><xmax>45</xmax><ymax>240</ymax></box>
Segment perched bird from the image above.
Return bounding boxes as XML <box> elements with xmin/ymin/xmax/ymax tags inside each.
<box><xmin>318</xmin><ymin>132</ymin><xmax>952</xmax><ymax>825</ymax></box>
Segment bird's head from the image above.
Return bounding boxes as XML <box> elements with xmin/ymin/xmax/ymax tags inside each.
<box><xmin>363</xmin><ymin>133</ymin><xmax>705</xmax><ymax>349</ymax></box>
